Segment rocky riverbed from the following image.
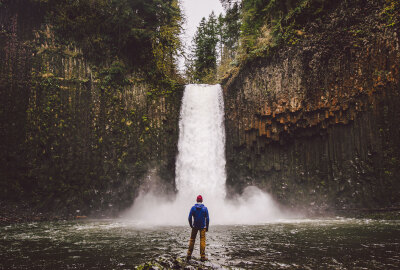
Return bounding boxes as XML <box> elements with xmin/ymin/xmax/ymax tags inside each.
<box><xmin>1</xmin><ymin>218</ymin><xmax>399</xmax><ymax>269</ymax></box>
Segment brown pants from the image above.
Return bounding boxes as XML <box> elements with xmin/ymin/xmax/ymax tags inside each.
<box><xmin>187</xmin><ymin>228</ymin><xmax>206</xmax><ymax>258</ymax></box>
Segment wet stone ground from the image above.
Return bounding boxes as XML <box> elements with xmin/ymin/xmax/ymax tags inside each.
<box><xmin>0</xmin><ymin>218</ymin><xmax>399</xmax><ymax>269</ymax></box>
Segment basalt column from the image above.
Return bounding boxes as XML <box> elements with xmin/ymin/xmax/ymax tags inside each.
<box><xmin>223</xmin><ymin>1</ymin><xmax>400</xmax><ymax>212</ymax></box>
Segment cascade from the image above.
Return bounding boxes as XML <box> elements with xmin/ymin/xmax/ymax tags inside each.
<box><xmin>125</xmin><ymin>84</ymin><xmax>285</xmax><ymax>225</ymax></box>
<box><xmin>175</xmin><ymin>84</ymin><xmax>226</xmax><ymax>204</ymax></box>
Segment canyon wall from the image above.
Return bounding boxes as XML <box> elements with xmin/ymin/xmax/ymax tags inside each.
<box><xmin>223</xmin><ymin>1</ymin><xmax>400</xmax><ymax>212</ymax></box>
<box><xmin>0</xmin><ymin>8</ymin><xmax>183</xmax><ymax>215</ymax></box>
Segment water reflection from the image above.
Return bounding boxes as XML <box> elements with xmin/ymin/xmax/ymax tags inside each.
<box><xmin>1</xmin><ymin>218</ymin><xmax>399</xmax><ymax>269</ymax></box>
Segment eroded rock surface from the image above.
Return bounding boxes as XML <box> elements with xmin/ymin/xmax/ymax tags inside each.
<box><xmin>223</xmin><ymin>1</ymin><xmax>400</xmax><ymax>212</ymax></box>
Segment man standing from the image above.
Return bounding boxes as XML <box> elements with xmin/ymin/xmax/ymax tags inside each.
<box><xmin>187</xmin><ymin>195</ymin><xmax>209</xmax><ymax>261</ymax></box>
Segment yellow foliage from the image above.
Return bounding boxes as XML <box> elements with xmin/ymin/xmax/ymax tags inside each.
<box><xmin>41</xmin><ymin>73</ymin><xmax>54</xmax><ymax>78</ymax></box>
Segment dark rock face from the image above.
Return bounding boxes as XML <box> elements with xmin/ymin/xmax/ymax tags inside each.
<box><xmin>0</xmin><ymin>7</ymin><xmax>183</xmax><ymax>216</ymax></box>
<box><xmin>223</xmin><ymin>1</ymin><xmax>400</xmax><ymax>212</ymax></box>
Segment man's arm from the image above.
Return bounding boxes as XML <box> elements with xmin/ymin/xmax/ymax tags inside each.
<box><xmin>188</xmin><ymin>207</ymin><xmax>193</xmax><ymax>228</ymax></box>
<box><xmin>205</xmin><ymin>208</ymin><xmax>209</xmax><ymax>231</ymax></box>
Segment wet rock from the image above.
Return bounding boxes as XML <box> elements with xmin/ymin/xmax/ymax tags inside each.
<box><xmin>223</xmin><ymin>0</ymin><xmax>400</xmax><ymax>212</ymax></box>
<box><xmin>136</xmin><ymin>256</ymin><xmax>229</xmax><ymax>270</ymax></box>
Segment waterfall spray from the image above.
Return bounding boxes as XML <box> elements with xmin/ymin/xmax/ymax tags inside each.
<box><xmin>124</xmin><ymin>84</ymin><xmax>286</xmax><ymax>225</ymax></box>
<box><xmin>175</xmin><ymin>84</ymin><xmax>226</xmax><ymax>204</ymax></box>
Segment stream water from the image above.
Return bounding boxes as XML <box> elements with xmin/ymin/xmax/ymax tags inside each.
<box><xmin>1</xmin><ymin>218</ymin><xmax>399</xmax><ymax>269</ymax></box>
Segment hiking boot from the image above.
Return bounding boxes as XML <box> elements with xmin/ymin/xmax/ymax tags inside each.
<box><xmin>200</xmin><ymin>257</ymin><xmax>208</xmax><ymax>262</ymax></box>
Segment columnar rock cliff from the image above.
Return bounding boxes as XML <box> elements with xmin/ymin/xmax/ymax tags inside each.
<box><xmin>0</xmin><ymin>8</ymin><xmax>183</xmax><ymax>215</ymax></box>
<box><xmin>223</xmin><ymin>1</ymin><xmax>400</xmax><ymax>211</ymax></box>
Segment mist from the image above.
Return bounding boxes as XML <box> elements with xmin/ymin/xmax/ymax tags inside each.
<box><xmin>122</xmin><ymin>185</ymin><xmax>291</xmax><ymax>226</ymax></box>
<box><xmin>122</xmin><ymin>85</ymin><xmax>294</xmax><ymax>226</ymax></box>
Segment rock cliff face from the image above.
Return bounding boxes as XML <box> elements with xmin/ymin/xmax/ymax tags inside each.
<box><xmin>223</xmin><ymin>1</ymin><xmax>400</xmax><ymax>211</ymax></box>
<box><xmin>0</xmin><ymin>9</ymin><xmax>183</xmax><ymax>214</ymax></box>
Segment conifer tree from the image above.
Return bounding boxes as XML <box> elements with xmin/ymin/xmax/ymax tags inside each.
<box><xmin>220</xmin><ymin>2</ymin><xmax>241</xmax><ymax>59</ymax></box>
<box><xmin>190</xmin><ymin>12</ymin><xmax>220</xmax><ymax>83</ymax></box>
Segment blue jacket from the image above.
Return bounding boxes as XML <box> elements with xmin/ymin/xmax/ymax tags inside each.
<box><xmin>188</xmin><ymin>203</ymin><xmax>209</xmax><ymax>229</ymax></box>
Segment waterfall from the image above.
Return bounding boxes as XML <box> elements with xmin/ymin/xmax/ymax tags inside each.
<box><xmin>175</xmin><ymin>84</ymin><xmax>226</xmax><ymax>203</ymax></box>
<box><xmin>124</xmin><ymin>84</ymin><xmax>286</xmax><ymax>225</ymax></box>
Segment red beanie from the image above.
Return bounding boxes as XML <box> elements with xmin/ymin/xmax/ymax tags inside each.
<box><xmin>196</xmin><ymin>195</ymin><xmax>203</xmax><ymax>202</ymax></box>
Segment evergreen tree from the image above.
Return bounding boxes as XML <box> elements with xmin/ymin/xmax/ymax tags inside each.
<box><xmin>220</xmin><ymin>2</ymin><xmax>241</xmax><ymax>59</ymax></box>
<box><xmin>190</xmin><ymin>12</ymin><xmax>220</xmax><ymax>83</ymax></box>
<box><xmin>215</xmin><ymin>2</ymin><xmax>241</xmax><ymax>80</ymax></box>
<box><xmin>217</xmin><ymin>14</ymin><xmax>225</xmax><ymax>61</ymax></box>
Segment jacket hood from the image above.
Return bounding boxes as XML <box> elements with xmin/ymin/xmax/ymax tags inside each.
<box><xmin>195</xmin><ymin>203</ymin><xmax>203</xmax><ymax>208</ymax></box>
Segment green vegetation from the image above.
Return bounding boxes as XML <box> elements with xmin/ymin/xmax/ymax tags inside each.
<box><xmin>234</xmin><ymin>0</ymin><xmax>338</xmax><ymax>63</ymax></box>
<box><xmin>187</xmin><ymin>0</ymin><xmax>338</xmax><ymax>82</ymax></box>
<box><xmin>185</xmin><ymin>3</ymin><xmax>241</xmax><ymax>83</ymax></box>
<box><xmin>382</xmin><ymin>0</ymin><xmax>400</xmax><ymax>27</ymax></box>
<box><xmin>217</xmin><ymin>2</ymin><xmax>241</xmax><ymax>80</ymax></box>
<box><xmin>185</xmin><ymin>12</ymin><xmax>220</xmax><ymax>83</ymax></box>
<box><xmin>225</xmin><ymin>0</ymin><xmax>399</xmax><ymax>68</ymax></box>
<box><xmin>0</xmin><ymin>0</ymin><xmax>183</xmax><ymax>215</ymax></box>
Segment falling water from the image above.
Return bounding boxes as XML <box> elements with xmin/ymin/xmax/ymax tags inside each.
<box><xmin>124</xmin><ymin>84</ymin><xmax>286</xmax><ymax>225</ymax></box>
<box><xmin>175</xmin><ymin>84</ymin><xmax>226</xmax><ymax>203</ymax></box>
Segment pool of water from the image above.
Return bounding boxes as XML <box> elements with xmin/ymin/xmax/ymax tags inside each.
<box><xmin>1</xmin><ymin>218</ymin><xmax>399</xmax><ymax>269</ymax></box>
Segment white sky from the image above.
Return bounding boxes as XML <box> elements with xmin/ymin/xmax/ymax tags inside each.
<box><xmin>178</xmin><ymin>0</ymin><xmax>224</xmax><ymax>70</ymax></box>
